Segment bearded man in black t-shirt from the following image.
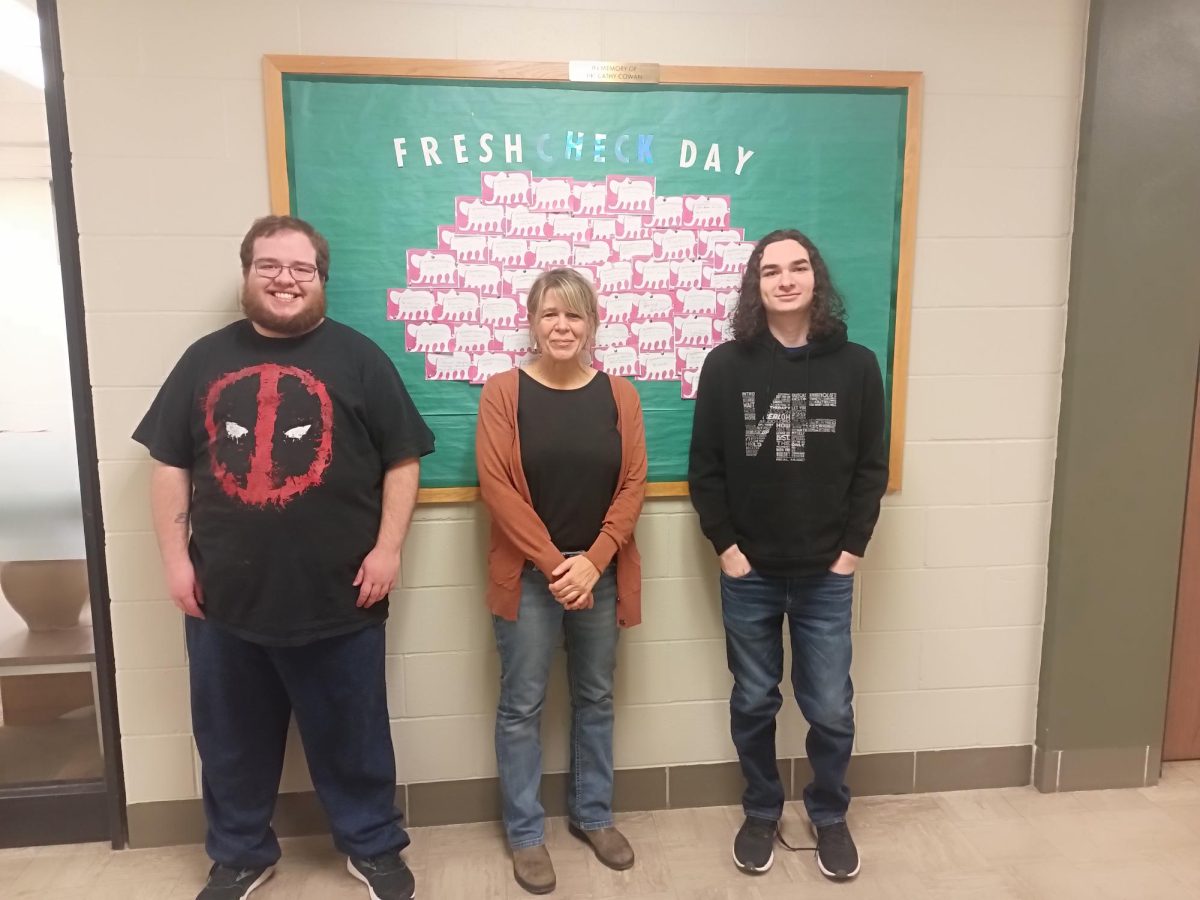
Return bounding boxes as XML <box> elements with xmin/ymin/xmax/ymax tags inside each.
<box><xmin>134</xmin><ymin>215</ymin><xmax>434</xmax><ymax>900</ymax></box>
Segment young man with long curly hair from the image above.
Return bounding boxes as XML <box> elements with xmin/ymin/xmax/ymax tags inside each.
<box><xmin>688</xmin><ymin>229</ymin><xmax>888</xmax><ymax>883</ymax></box>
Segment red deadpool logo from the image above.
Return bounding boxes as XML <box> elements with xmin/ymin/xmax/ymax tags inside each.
<box><xmin>203</xmin><ymin>364</ymin><xmax>333</xmax><ymax>507</ymax></box>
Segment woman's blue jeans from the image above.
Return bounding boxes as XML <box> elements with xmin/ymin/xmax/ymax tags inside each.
<box><xmin>493</xmin><ymin>564</ymin><xmax>619</xmax><ymax>849</ymax></box>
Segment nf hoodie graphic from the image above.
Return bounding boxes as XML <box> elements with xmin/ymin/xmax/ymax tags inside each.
<box><xmin>688</xmin><ymin>323</ymin><xmax>888</xmax><ymax>576</ymax></box>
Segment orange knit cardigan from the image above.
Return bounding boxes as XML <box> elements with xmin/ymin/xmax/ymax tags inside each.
<box><xmin>475</xmin><ymin>368</ymin><xmax>647</xmax><ymax>627</ymax></box>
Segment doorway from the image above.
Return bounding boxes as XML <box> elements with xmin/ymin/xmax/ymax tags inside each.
<box><xmin>0</xmin><ymin>0</ymin><xmax>123</xmax><ymax>847</ymax></box>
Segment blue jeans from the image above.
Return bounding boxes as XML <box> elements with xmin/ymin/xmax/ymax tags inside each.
<box><xmin>185</xmin><ymin>618</ymin><xmax>407</xmax><ymax>868</ymax></box>
<box><xmin>493</xmin><ymin>565</ymin><xmax>619</xmax><ymax>849</ymax></box>
<box><xmin>721</xmin><ymin>568</ymin><xmax>855</xmax><ymax>827</ymax></box>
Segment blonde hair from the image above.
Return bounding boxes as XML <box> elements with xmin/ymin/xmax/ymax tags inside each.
<box><xmin>525</xmin><ymin>267</ymin><xmax>600</xmax><ymax>356</ymax></box>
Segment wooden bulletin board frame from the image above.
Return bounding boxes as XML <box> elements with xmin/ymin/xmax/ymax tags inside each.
<box><xmin>262</xmin><ymin>56</ymin><xmax>921</xmax><ymax>503</ymax></box>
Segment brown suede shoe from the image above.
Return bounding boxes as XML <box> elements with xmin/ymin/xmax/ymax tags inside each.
<box><xmin>568</xmin><ymin>823</ymin><xmax>635</xmax><ymax>870</ymax></box>
<box><xmin>512</xmin><ymin>844</ymin><xmax>556</xmax><ymax>895</ymax></box>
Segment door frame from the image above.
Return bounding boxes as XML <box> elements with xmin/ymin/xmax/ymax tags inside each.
<box><xmin>0</xmin><ymin>0</ymin><xmax>132</xmax><ymax>849</ymax></box>
<box><xmin>1164</xmin><ymin>367</ymin><xmax>1200</xmax><ymax>760</ymax></box>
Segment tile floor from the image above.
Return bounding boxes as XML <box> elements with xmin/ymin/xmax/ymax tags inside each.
<box><xmin>6</xmin><ymin>761</ymin><xmax>1200</xmax><ymax>899</ymax></box>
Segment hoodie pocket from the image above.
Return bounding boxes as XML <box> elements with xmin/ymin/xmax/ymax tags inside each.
<box><xmin>733</xmin><ymin>481</ymin><xmax>846</xmax><ymax>563</ymax></box>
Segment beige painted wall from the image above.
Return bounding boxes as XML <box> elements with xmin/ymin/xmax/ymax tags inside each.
<box><xmin>56</xmin><ymin>0</ymin><xmax>1087</xmax><ymax>806</ymax></box>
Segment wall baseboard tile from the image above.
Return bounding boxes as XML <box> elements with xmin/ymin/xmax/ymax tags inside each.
<box><xmin>126</xmin><ymin>747</ymin><xmax>1033</xmax><ymax>849</ymax></box>
<box><xmin>915</xmin><ymin>746</ymin><xmax>1033</xmax><ymax>793</ymax></box>
<box><xmin>1033</xmin><ymin>744</ymin><xmax>1159</xmax><ymax>792</ymax></box>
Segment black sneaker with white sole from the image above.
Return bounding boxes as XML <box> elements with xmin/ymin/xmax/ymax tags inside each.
<box><xmin>195</xmin><ymin>863</ymin><xmax>274</xmax><ymax>899</ymax></box>
<box><xmin>733</xmin><ymin>815</ymin><xmax>777</xmax><ymax>874</ymax></box>
<box><xmin>347</xmin><ymin>852</ymin><xmax>416</xmax><ymax>900</ymax></box>
<box><xmin>813</xmin><ymin>820</ymin><xmax>861</xmax><ymax>880</ymax></box>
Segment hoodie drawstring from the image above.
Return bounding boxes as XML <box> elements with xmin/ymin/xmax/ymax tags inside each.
<box><xmin>763</xmin><ymin>335</ymin><xmax>812</xmax><ymax>421</ymax></box>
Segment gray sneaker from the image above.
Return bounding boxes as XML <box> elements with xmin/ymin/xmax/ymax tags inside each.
<box><xmin>347</xmin><ymin>853</ymin><xmax>416</xmax><ymax>900</ymax></box>
<box><xmin>195</xmin><ymin>863</ymin><xmax>274</xmax><ymax>899</ymax></box>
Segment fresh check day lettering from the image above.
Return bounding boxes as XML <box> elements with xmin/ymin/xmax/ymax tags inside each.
<box><xmin>393</xmin><ymin>132</ymin><xmax>756</xmax><ymax>176</ymax></box>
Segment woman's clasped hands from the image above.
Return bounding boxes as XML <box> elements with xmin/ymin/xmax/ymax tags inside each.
<box><xmin>549</xmin><ymin>555</ymin><xmax>600</xmax><ymax>611</ymax></box>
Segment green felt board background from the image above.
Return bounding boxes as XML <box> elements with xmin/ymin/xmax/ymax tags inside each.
<box><xmin>281</xmin><ymin>74</ymin><xmax>909</xmax><ymax>489</ymax></box>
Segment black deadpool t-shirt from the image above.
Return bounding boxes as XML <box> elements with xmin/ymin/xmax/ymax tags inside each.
<box><xmin>133</xmin><ymin>319</ymin><xmax>435</xmax><ymax>645</ymax></box>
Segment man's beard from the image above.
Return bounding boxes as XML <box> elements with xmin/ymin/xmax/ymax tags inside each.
<box><xmin>240</xmin><ymin>282</ymin><xmax>327</xmax><ymax>336</ymax></box>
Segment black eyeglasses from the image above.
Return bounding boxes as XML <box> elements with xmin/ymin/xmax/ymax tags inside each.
<box><xmin>253</xmin><ymin>260</ymin><xmax>319</xmax><ymax>282</ymax></box>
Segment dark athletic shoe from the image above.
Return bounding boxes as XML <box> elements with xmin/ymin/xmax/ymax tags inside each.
<box><xmin>195</xmin><ymin>863</ymin><xmax>274</xmax><ymax>899</ymax></box>
<box><xmin>733</xmin><ymin>815</ymin><xmax>777</xmax><ymax>874</ymax></box>
<box><xmin>347</xmin><ymin>852</ymin><xmax>416</xmax><ymax>900</ymax></box>
<box><xmin>813</xmin><ymin>820</ymin><xmax>861</xmax><ymax>880</ymax></box>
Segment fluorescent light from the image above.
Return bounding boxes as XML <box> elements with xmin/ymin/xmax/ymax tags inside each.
<box><xmin>0</xmin><ymin>0</ymin><xmax>43</xmax><ymax>89</ymax></box>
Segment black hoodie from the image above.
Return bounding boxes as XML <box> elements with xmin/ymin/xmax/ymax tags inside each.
<box><xmin>687</xmin><ymin>323</ymin><xmax>888</xmax><ymax>576</ymax></box>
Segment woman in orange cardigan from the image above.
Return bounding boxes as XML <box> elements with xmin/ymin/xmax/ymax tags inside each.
<box><xmin>476</xmin><ymin>267</ymin><xmax>647</xmax><ymax>895</ymax></box>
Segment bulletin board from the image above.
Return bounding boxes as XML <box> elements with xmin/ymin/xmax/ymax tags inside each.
<box><xmin>263</xmin><ymin>57</ymin><xmax>921</xmax><ymax>502</ymax></box>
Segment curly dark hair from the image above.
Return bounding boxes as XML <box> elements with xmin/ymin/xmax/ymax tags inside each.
<box><xmin>730</xmin><ymin>229</ymin><xmax>845</xmax><ymax>343</ymax></box>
